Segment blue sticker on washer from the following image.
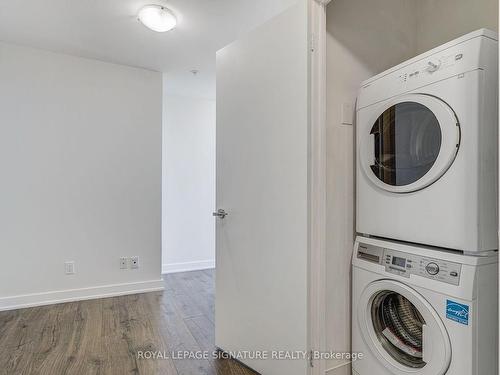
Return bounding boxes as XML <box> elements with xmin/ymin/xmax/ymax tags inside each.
<box><xmin>446</xmin><ymin>300</ymin><xmax>469</xmax><ymax>325</ymax></box>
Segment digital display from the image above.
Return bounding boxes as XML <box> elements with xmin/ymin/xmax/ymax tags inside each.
<box><xmin>392</xmin><ymin>256</ymin><xmax>406</xmax><ymax>268</ymax></box>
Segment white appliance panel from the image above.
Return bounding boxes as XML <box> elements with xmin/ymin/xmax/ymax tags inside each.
<box><xmin>352</xmin><ymin>236</ymin><xmax>498</xmax><ymax>375</ymax></box>
<box><xmin>356</xmin><ymin>30</ymin><xmax>498</xmax><ymax>252</ymax></box>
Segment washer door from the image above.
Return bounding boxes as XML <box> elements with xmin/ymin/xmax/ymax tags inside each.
<box><xmin>358</xmin><ymin>280</ymin><xmax>451</xmax><ymax>375</ymax></box>
<box><xmin>359</xmin><ymin>94</ymin><xmax>460</xmax><ymax>193</ymax></box>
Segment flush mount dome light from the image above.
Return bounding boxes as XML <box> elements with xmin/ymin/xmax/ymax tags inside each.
<box><xmin>138</xmin><ymin>5</ymin><xmax>177</xmax><ymax>32</ymax></box>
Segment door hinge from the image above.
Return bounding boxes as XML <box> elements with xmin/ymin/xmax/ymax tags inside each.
<box><xmin>309</xmin><ymin>34</ymin><xmax>317</xmax><ymax>53</ymax></box>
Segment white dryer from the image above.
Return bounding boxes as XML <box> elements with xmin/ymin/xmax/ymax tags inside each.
<box><xmin>352</xmin><ymin>236</ymin><xmax>498</xmax><ymax>375</ymax></box>
<box><xmin>356</xmin><ymin>29</ymin><xmax>498</xmax><ymax>252</ymax></box>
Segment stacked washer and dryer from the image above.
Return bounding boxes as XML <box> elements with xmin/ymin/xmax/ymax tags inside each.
<box><xmin>352</xmin><ymin>29</ymin><xmax>499</xmax><ymax>375</ymax></box>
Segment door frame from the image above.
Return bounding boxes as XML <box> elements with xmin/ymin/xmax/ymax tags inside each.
<box><xmin>308</xmin><ymin>1</ymin><xmax>330</xmax><ymax>374</ymax></box>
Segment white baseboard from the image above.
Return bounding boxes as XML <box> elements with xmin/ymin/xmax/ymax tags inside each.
<box><xmin>162</xmin><ymin>259</ymin><xmax>215</xmax><ymax>274</ymax></box>
<box><xmin>0</xmin><ymin>279</ymin><xmax>165</xmax><ymax>312</ymax></box>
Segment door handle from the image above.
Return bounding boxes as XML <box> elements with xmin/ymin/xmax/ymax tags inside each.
<box><xmin>422</xmin><ymin>323</ymin><xmax>430</xmax><ymax>364</ymax></box>
<box><xmin>213</xmin><ymin>209</ymin><xmax>228</xmax><ymax>219</ymax></box>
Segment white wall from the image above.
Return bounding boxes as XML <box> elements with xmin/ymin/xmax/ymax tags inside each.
<box><xmin>325</xmin><ymin>1</ymin><xmax>417</xmax><ymax>372</ymax></box>
<box><xmin>162</xmin><ymin>86</ymin><xmax>216</xmax><ymax>274</ymax></box>
<box><xmin>0</xmin><ymin>42</ymin><xmax>163</xmax><ymax>310</ymax></box>
<box><xmin>416</xmin><ymin>0</ymin><xmax>498</xmax><ymax>53</ymax></box>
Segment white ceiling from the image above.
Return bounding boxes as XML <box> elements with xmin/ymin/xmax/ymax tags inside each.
<box><xmin>0</xmin><ymin>0</ymin><xmax>297</xmax><ymax>98</ymax></box>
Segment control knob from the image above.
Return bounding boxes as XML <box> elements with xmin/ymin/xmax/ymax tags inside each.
<box><xmin>426</xmin><ymin>61</ymin><xmax>441</xmax><ymax>73</ymax></box>
<box><xmin>425</xmin><ymin>262</ymin><xmax>440</xmax><ymax>275</ymax></box>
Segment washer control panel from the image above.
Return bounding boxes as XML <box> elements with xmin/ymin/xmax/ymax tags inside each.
<box><xmin>383</xmin><ymin>248</ymin><xmax>461</xmax><ymax>285</ymax></box>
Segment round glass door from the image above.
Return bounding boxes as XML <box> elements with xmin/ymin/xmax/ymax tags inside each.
<box><xmin>370</xmin><ymin>102</ymin><xmax>442</xmax><ymax>187</ymax></box>
<box><xmin>358</xmin><ymin>280</ymin><xmax>452</xmax><ymax>375</ymax></box>
<box><xmin>371</xmin><ymin>290</ymin><xmax>426</xmax><ymax>368</ymax></box>
<box><xmin>360</xmin><ymin>94</ymin><xmax>460</xmax><ymax>193</ymax></box>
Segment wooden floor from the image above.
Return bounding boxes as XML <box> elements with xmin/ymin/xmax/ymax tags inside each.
<box><xmin>0</xmin><ymin>270</ymin><xmax>257</xmax><ymax>375</ymax></box>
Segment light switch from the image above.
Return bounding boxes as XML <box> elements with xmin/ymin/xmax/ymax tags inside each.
<box><xmin>341</xmin><ymin>102</ymin><xmax>354</xmax><ymax>125</ymax></box>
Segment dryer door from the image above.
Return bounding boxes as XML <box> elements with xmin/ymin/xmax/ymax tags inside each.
<box><xmin>359</xmin><ymin>94</ymin><xmax>460</xmax><ymax>193</ymax></box>
<box><xmin>358</xmin><ymin>280</ymin><xmax>452</xmax><ymax>375</ymax></box>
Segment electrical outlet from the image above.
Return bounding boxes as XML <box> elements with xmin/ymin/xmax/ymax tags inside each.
<box><xmin>120</xmin><ymin>257</ymin><xmax>128</xmax><ymax>269</ymax></box>
<box><xmin>65</xmin><ymin>261</ymin><xmax>75</xmax><ymax>275</ymax></box>
<box><xmin>130</xmin><ymin>256</ymin><xmax>139</xmax><ymax>269</ymax></box>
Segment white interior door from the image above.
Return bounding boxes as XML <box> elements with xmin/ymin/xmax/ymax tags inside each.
<box><xmin>215</xmin><ymin>1</ymin><xmax>311</xmax><ymax>374</ymax></box>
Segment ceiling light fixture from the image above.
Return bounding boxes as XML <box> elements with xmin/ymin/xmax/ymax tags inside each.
<box><xmin>138</xmin><ymin>5</ymin><xmax>177</xmax><ymax>33</ymax></box>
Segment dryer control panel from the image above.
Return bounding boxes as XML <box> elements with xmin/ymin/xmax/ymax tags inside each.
<box><xmin>357</xmin><ymin>32</ymin><xmax>498</xmax><ymax>110</ymax></box>
<box><xmin>357</xmin><ymin>242</ymin><xmax>462</xmax><ymax>285</ymax></box>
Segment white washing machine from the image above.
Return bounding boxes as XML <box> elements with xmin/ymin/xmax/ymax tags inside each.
<box><xmin>352</xmin><ymin>236</ymin><xmax>498</xmax><ymax>375</ymax></box>
<box><xmin>356</xmin><ymin>29</ymin><xmax>498</xmax><ymax>253</ymax></box>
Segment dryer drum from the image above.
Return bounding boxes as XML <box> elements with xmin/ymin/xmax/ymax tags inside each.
<box><xmin>369</xmin><ymin>102</ymin><xmax>442</xmax><ymax>187</ymax></box>
<box><xmin>371</xmin><ymin>290</ymin><xmax>427</xmax><ymax>368</ymax></box>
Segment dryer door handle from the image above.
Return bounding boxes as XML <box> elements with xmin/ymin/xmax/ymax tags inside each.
<box><xmin>422</xmin><ymin>323</ymin><xmax>431</xmax><ymax>364</ymax></box>
<box><xmin>369</xmin><ymin>130</ymin><xmax>376</xmax><ymax>165</ymax></box>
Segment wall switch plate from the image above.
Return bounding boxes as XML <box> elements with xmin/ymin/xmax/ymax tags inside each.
<box><xmin>65</xmin><ymin>261</ymin><xmax>75</xmax><ymax>275</ymax></box>
<box><xmin>120</xmin><ymin>257</ymin><xmax>128</xmax><ymax>269</ymax></box>
<box><xmin>341</xmin><ymin>102</ymin><xmax>354</xmax><ymax>125</ymax></box>
<box><xmin>131</xmin><ymin>256</ymin><xmax>139</xmax><ymax>269</ymax></box>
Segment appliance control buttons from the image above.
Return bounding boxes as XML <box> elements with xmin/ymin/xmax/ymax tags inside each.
<box><xmin>382</xmin><ymin>249</ymin><xmax>461</xmax><ymax>285</ymax></box>
<box><xmin>425</xmin><ymin>262</ymin><xmax>440</xmax><ymax>275</ymax></box>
